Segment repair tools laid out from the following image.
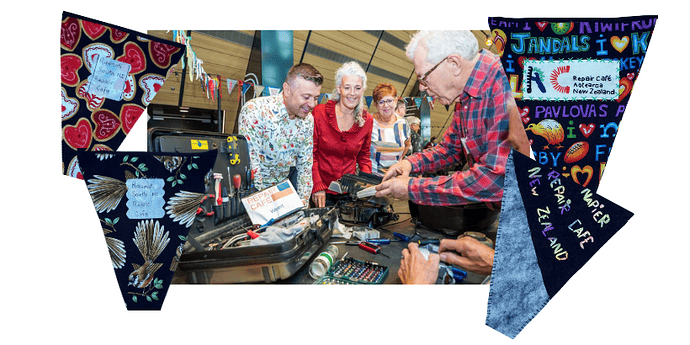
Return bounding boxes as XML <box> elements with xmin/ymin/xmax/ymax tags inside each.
<box><xmin>314</xmin><ymin>257</ymin><xmax>388</xmax><ymax>284</ymax></box>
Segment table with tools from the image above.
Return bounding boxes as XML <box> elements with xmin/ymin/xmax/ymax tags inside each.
<box><xmin>278</xmin><ymin>198</ymin><xmax>493</xmax><ymax>285</ymax></box>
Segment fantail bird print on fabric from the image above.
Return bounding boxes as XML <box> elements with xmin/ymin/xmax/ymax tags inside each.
<box><xmin>525</xmin><ymin>119</ymin><xmax>565</xmax><ymax>150</ymax></box>
<box><xmin>154</xmin><ymin>155</ymin><xmax>183</xmax><ymax>172</ymax></box>
<box><xmin>128</xmin><ymin>219</ymin><xmax>170</xmax><ymax>289</ymax></box>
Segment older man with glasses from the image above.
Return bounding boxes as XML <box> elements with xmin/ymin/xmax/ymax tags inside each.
<box><xmin>375</xmin><ymin>30</ymin><xmax>531</xmax><ymax>284</ymax></box>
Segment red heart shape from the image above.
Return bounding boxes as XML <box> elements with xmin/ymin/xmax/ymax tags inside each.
<box><xmin>61</xmin><ymin>16</ymin><xmax>81</xmax><ymax>51</ymax></box>
<box><xmin>117</xmin><ymin>42</ymin><xmax>146</xmax><ymax>75</ymax></box>
<box><xmin>61</xmin><ymin>87</ymin><xmax>79</xmax><ymax>121</ymax></box>
<box><xmin>140</xmin><ymin>74</ymin><xmax>166</xmax><ymax>106</ymax></box>
<box><xmin>149</xmin><ymin>41</ymin><xmax>181</xmax><ymax>69</ymax></box>
<box><xmin>535</xmin><ymin>22</ymin><xmax>549</xmax><ymax>32</ymax></box>
<box><xmin>579</xmin><ymin>123</ymin><xmax>595</xmax><ymax>138</ymax></box>
<box><xmin>520</xmin><ymin>107</ymin><xmax>530</xmax><ymax>124</ymax></box>
<box><xmin>64</xmin><ymin>118</ymin><xmax>92</xmax><ymax>150</ymax></box>
<box><xmin>81</xmin><ymin>19</ymin><xmax>106</xmax><ymax>40</ymax></box>
<box><xmin>121</xmin><ymin>104</ymin><xmax>145</xmax><ymax>134</ymax></box>
<box><xmin>61</xmin><ymin>54</ymin><xmax>82</xmax><ymax>87</ymax></box>
<box><xmin>627</xmin><ymin>73</ymin><xmax>635</xmax><ymax>81</ymax></box>
<box><xmin>91</xmin><ymin>109</ymin><xmax>122</xmax><ymax>141</ymax></box>
<box><xmin>110</xmin><ymin>28</ymin><xmax>129</xmax><ymax>43</ymax></box>
<box><xmin>617</xmin><ymin>78</ymin><xmax>633</xmax><ymax>102</ymax></box>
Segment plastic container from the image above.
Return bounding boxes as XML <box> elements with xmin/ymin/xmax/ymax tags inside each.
<box><xmin>308</xmin><ymin>245</ymin><xmax>339</xmax><ymax>279</ymax></box>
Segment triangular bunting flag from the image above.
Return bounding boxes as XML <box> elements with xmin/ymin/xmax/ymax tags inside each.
<box><xmin>426</xmin><ymin>96</ymin><xmax>434</xmax><ymax>110</ymax></box>
<box><xmin>241</xmin><ymin>82</ymin><xmax>251</xmax><ymax>96</ymax></box>
<box><xmin>254</xmin><ymin>85</ymin><xmax>265</xmax><ymax>98</ymax></box>
<box><xmin>208</xmin><ymin>78</ymin><xmax>216</xmax><ymax>101</ymax></box>
<box><xmin>488</xmin><ymin>15</ymin><xmax>657</xmax><ymax>192</ymax></box>
<box><xmin>78</xmin><ymin>150</ymin><xmax>218</xmax><ymax>310</ymax></box>
<box><xmin>414</xmin><ymin>97</ymin><xmax>422</xmax><ymax>109</ymax></box>
<box><xmin>365</xmin><ymin>96</ymin><xmax>373</xmax><ymax>108</ymax></box>
<box><xmin>486</xmin><ymin>150</ymin><xmax>633</xmax><ymax>338</ymax></box>
<box><xmin>226</xmin><ymin>79</ymin><xmax>237</xmax><ymax>96</ymax></box>
<box><xmin>268</xmin><ymin>86</ymin><xmax>281</xmax><ymax>96</ymax></box>
<box><xmin>60</xmin><ymin>12</ymin><xmax>185</xmax><ymax>179</ymax></box>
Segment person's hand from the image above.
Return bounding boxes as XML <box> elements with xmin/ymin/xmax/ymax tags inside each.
<box><xmin>311</xmin><ymin>190</ymin><xmax>326</xmax><ymax>208</ymax></box>
<box><xmin>438</xmin><ymin>237</ymin><xmax>495</xmax><ymax>276</ymax></box>
<box><xmin>398</xmin><ymin>243</ymin><xmax>440</xmax><ymax>284</ymax></box>
<box><xmin>374</xmin><ymin>176</ymin><xmax>410</xmax><ymax>200</ymax></box>
<box><xmin>381</xmin><ymin>159</ymin><xmax>412</xmax><ymax>182</ymax></box>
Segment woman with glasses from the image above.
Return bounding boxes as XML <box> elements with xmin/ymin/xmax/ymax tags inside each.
<box><xmin>370</xmin><ymin>83</ymin><xmax>411</xmax><ymax>176</ymax></box>
<box><xmin>310</xmin><ymin>61</ymin><xmax>373</xmax><ymax>208</ymax></box>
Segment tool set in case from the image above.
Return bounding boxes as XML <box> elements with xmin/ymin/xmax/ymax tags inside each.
<box><xmin>314</xmin><ymin>257</ymin><xmax>389</xmax><ymax>285</ymax></box>
<box><xmin>148</xmin><ymin>128</ymin><xmax>337</xmax><ymax>284</ymax></box>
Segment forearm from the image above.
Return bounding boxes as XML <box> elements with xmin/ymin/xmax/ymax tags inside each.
<box><xmin>407</xmin><ymin>159</ymin><xmax>506</xmax><ymax>206</ymax></box>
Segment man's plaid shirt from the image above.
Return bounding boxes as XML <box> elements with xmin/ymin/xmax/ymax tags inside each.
<box><xmin>407</xmin><ymin>50</ymin><xmax>513</xmax><ymax>206</ymax></box>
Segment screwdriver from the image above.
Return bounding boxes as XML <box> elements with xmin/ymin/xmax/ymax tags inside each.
<box><xmin>359</xmin><ymin>242</ymin><xmax>390</xmax><ymax>258</ymax></box>
<box><xmin>367</xmin><ymin>238</ymin><xmax>393</xmax><ymax>245</ymax></box>
<box><xmin>233</xmin><ymin>174</ymin><xmax>242</xmax><ymax>214</ymax></box>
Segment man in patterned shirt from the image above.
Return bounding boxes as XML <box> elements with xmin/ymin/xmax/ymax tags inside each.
<box><xmin>375</xmin><ymin>31</ymin><xmax>530</xmax><ymax>284</ymax></box>
<box><xmin>238</xmin><ymin>63</ymin><xmax>323</xmax><ymax>206</ymax></box>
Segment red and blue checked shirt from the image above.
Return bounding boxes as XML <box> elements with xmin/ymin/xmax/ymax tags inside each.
<box><xmin>407</xmin><ymin>50</ymin><xmax>512</xmax><ymax>206</ymax></box>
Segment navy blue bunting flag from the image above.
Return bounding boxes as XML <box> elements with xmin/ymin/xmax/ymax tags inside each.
<box><xmin>488</xmin><ymin>16</ymin><xmax>657</xmax><ymax>192</ymax></box>
<box><xmin>61</xmin><ymin>11</ymin><xmax>185</xmax><ymax>179</ymax></box>
<box><xmin>486</xmin><ymin>150</ymin><xmax>633</xmax><ymax>338</ymax></box>
<box><xmin>78</xmin><ymin>150</ymin><xmax>217</xmax><ymax>310</ymax></box>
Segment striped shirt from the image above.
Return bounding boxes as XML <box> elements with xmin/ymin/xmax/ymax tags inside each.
<box><xmin>406</xmin><ymin>50</ymin><xmax>512</xmax><ymax>206</ymax></box>
<box><xmin>370</xmin><ymin>116</ymin><xmax>410</xmax><ymax>176</ymax></box>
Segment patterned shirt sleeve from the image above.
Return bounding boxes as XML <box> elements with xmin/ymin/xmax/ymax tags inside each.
<box><xmin>295</xmin><ymin>117</ymin><xmax>314</xmax><ymax>206</ymax></box>
<box><xmin>238</xmin><ymin>100</ymin><xmax>264</xmax><ymax>190</ymax></box>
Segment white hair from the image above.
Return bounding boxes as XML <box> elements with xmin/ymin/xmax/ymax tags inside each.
<box><xmin>405</xmin><ymin>116</ymin><xmax>420</xmax><ymax>126</ymax></box>
<box><xmin>406</xmin><ymin>30</ymin><xmax>479</xmax><ymax>64</ymax></box>
<box><xmin>331</xmin><ymin>61</ymin><xmax>368</xmax><ymax>127</ymax></box>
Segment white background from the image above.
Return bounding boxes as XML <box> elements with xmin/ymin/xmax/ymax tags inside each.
<box><xmin>3</xmin><ymin>1</ymin><xmax>686</xmax><ymax>344</ymax></box>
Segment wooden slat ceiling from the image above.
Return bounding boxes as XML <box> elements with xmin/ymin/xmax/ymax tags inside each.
<box><xmin>147</xmin><ymin>29</ymin><xmax>497</xmax><ymax>138</ymax></box>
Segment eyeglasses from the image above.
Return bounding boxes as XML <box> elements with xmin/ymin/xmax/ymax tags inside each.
<box><xmin>377</xmin><ymin>98</ymin><xmax>396</xmax><ymax>106</ymax></box>
<box><xmin>418</xmin><ymin>56</ymin><xmax>449</xmax><ymax>87</ymax></box>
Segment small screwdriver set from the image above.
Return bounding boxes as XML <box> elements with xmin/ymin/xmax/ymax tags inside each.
<box><xmin>315</xmin><ymin>257</ymin><xmax>389</xmax><ymax>284</ymax></box>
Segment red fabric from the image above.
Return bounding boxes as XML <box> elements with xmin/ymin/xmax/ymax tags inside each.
<box><xmin>312</xmin><ymin>100</ymin><xmax>373</xmax><ymax>194</ymax></box>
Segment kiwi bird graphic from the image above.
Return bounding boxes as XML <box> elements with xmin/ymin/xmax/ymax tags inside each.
<box><xmin>525</xmin><ymin>119</ymin><xmax>565</xmax><ymax>149</ymax></box>
<box><xmin>128</xmin><ymin>220</ymin><xmax>170</xmax><ymax>289</ymax></box>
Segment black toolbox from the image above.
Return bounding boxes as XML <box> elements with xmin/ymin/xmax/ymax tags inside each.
<box><xmin>148</xmin><ymin>128</ymin><xmax>336</xmax><ymax>283</ymax></box>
